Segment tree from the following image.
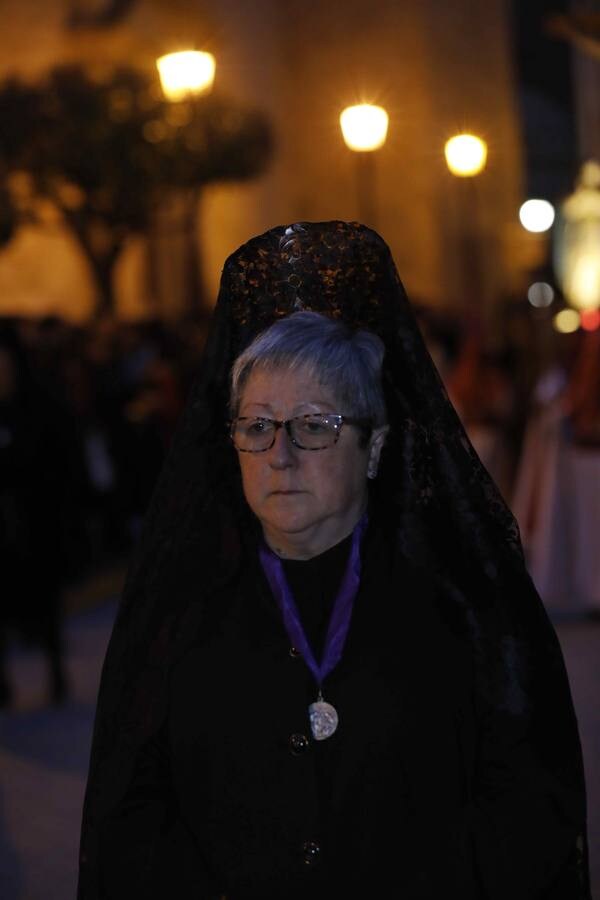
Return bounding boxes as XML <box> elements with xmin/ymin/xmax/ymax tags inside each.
<box><xmin>0</xmin><ymin>64</ymin><xmax>273</xmax><ymax>316</ymax></box>
<box><xmin>0</xmin><ymin>185</ymin><xmax>16</xmax><ymax>247</ymax></box>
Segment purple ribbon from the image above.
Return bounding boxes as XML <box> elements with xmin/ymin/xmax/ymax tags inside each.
<box><xmin>258</xmin><ymin>514</ymin><xmax>367</xmax><ymax>687</ymax></box>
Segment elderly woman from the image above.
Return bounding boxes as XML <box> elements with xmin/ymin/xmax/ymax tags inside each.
<box><xmin>78</xmin><ymin>221</ymin><xmax>590</xmax><ymax>899</ymax></box>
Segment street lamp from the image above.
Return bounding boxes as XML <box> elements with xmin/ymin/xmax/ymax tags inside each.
<box><xmin>444</xmin><ymin>132</ymin><xmax>488</xmax><ymax>312</ymax></box>
<box><xmin>155</xmin><ymin>50</ymin><xmax>216</xmax><ymax>317</ymax></box>
<box><xmin>444</xmin><ymin>133</ymin><xmax>487</xmax><ymax>177</ymax></box>
<box><xmin>340</xmin><ymin>104</ymin><xmax>389</xmax><ymax>228</ymax></box>
<box><xmin>156</xmin><ymin>50</ymin><xmax>216</xmax><ymax>101</ymax></box>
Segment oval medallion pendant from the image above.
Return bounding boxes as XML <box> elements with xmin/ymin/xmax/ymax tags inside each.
<box><xmin>308</xmin><ymin>700</ymin><xmax>338</xmax><ymax>741</ymax></box>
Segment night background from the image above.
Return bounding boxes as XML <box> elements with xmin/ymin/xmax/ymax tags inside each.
<box><xmin>0</xmin><ymin>1</ymin><xmax>599</xmax><ymax>897</ymax></box>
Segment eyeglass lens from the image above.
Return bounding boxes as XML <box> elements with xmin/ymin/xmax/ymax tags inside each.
<box><xmin>233</xmin><ymin>415</ymin><xmax>341</xmax><ymax>451</ymax></box>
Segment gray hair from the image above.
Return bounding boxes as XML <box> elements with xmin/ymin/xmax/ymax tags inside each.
<box><xmin>229</xmin><ymin>311</ymin><xmax>387</xmax><ymax>427</ymax></box>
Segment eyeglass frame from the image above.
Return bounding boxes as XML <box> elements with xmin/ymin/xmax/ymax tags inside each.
<box><xmin>229</xmin><ymin>413</ymin><xmax>372</xmax><ymax>452</ymax></box>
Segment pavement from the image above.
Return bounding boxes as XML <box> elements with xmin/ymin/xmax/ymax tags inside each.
<box><xmin>0</xmin><ymin>564</ymin><xmax>124</xmax><ymax>900</ymax></box>
<box><xmin>0</xmin><ymin>573</ymin><xmax>599</xmax><ymax>900</ymax></box>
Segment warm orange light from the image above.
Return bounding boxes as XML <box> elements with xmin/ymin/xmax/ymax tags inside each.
<box><xmin>156</xmin><ymin>51</ymin><xmax>215</xmax><ymax>101</ymax></box>
<box><xmin>553</xmin><ymin>160</ymin><xmax>600</xmax><ymax>311</ymax></box>
<box><xmin>444</xmin><ymin>133</ymin><xmax>487</xmax><ymax>177</ymax></box>
<box><xmin>553</xmin><ymin>309</ymin><xmax>580</xmax><ymax>333</ymax></box>
<box><xmin>581</xmin><ymin>309</ymin><xmax>600</xmax><ymax>331</ymax></box>
<box><xmin>340</xmin><ymin>105</ymin><xmax>389</xmax><ymax>152</ymax></box>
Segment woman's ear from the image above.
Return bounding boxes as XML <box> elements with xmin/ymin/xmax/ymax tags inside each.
<box><xmin>367</xmin><ymin>425</ymin><xmax>389</xmax><ymax>479</ymax></box>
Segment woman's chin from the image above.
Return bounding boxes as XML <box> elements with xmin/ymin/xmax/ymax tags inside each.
<box><xmin>262</xmin><ymin>511</ymin><xmax>314</xmax><ymax>537</ymax></box>
<box><xmin>259</xmin><ymin>493</ymin><xmax>310</xmax><ymax>523</ymax></box>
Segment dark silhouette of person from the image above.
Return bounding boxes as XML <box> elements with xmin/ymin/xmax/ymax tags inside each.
<box><xmin>0</xmin><ymin>324</ymin><xmax>82</xmax><ymax>706</ymax></box>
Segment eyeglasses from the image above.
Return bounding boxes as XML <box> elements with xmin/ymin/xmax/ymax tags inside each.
<box><xmin>230</xmin><ymin>414</ymin><xmax>370</xmax><ymax>452</ymax></box>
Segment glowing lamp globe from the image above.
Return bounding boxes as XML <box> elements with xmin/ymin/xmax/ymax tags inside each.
<box><xmin>340</xmin><ymin>105</ymin><xmax>389</xmax><ymax>152</ymax></box>
<box><xmin>444</xmin><ymin>134</ymin><xmax>487</xmax><ymax>177</ymax></box>
<box><xmin>156</xmin><ymin>51</ymin><xmax>216</xmax><ymax>101</ymax></box>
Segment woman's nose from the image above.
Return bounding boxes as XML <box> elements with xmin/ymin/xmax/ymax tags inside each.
<box><xmin>268</xmin><ymin>424</ymin><xmax>297</xmax><ymax>467</ymax></box>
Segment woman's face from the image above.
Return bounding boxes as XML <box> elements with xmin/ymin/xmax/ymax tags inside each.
<box><xmin>235</xmin><ymin>365</ymin><xmax>386</xmax><ymax>559</ymax></box>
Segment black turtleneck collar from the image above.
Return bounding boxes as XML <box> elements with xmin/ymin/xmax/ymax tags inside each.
<box><xmin>281</xmin><ymin>531</ymin><xmax>353</xmax><ymax>659</ymax></box>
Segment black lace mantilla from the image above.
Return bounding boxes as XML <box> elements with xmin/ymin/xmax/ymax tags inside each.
<box><xmin>77</xmin><ymin>221</ymin><xmax>591</xmax><ymax>898</ymax></box>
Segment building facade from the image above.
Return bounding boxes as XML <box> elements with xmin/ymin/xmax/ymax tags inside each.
<box><xmin>0</xmin><ymin>0</ymin><xmax>527</xmax><ymax>326</ymax></box>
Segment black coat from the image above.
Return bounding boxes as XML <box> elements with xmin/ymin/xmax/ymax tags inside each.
<box><xmin>96</xmin><ymin>525</ymin><xmax>584</xmax><ymax>899</ymax></box>
<box><xmin>0</xmin><ymin>393</ymin><xmax>85</xmax><ymax>637</ymax></box>
<box><xmin>78</xmin><ymin>222</ymin><xmax>590</xmax><ymax>898</ymax></box>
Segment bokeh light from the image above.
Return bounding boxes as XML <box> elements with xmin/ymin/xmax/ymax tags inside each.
<box><xmin>553</xmin><ymin>159</ymin><xmax>600</xmax><ymax>311</ymax></box>
<box><xmin>580</xmin><ymin>309</ymin><xmax>600</xmax><ymax>331</ymax></box>
<box><xmin>519</xmin><ymin>199</ymin><xmax>555</xmax><ymax>233</ymax></box>
<box><xmin>527</xmin><ymin>281</ymin><xmax>555</xmax><ymax>308</ymax></box>
<box><xmin>339</xmin><ymin>105</ymin><xmax>389</xmax><ymax>152</ymax></box>
<box><xmin>553</xmin><ymin>309</ymin><xmax>580</xmax><ymax>333</ymax></box>
<box><xmin>444</xmin><ymin>133</ymin><xmax>487</xmax><ymax>177</ymax></box>
<box><xmin>561</xmin><ymin>250</ymin><xmax>600</xmax><ymax>311</ymax></box>
<box><xmin>156</xmin><ymin>51</ymin><xmax>216</xmax><ymax>101</ymax></box>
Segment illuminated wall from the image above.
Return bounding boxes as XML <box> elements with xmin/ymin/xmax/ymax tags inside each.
<box><xmin>0</xmin><ymin>0</ymin><xmax>526</xmax><ymax>321</ymax></box>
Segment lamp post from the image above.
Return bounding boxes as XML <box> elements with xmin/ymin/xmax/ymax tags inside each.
<box><xmin>340</xmin><ymin>104</ymin><xmax>389</xmax><ymax>228</ymax></box>
<box><xmin>155</xmin><ymin>50</ymin><xmax>216</xmax><ymax>318</ymax></box>
<box><xmin>444</xmin><ymin>132</ymin><xmax>488</xmax><ymax>313</ymax></box>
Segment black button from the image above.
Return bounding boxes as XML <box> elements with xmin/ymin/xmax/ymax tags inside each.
<box><xmin>289</xmin><ymin>646</ymin><xmax>301</xmax><ymax>658</ymax></box>
<box><xmin>302</xmin><ymin>840</ymin><xmax>321</xmax><ymax>866</ymax></box>
<box><xmin>289</xmin><ymin>732</ymin><xmax>310</xmax><ymax>755</ymax></box>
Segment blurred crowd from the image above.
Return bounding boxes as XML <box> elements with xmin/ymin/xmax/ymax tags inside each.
<box><xmin>419</xmin><ymin>306</ymin><xmax>600</xmax><ymax>620</ymax></box>
<box><xmin>0</xmin><ymin>313</ymin><xmax>208</xmax><ymax>707</ymax></box>
<box><xmin>1</xmin><ymin>305</ymin><xmax>599</xmax><ymax>708</ymax></box>
<box><xmin>511</xmin><ymin>326</ymin><xmax>600</xmax><ymax>618</ymax></box>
